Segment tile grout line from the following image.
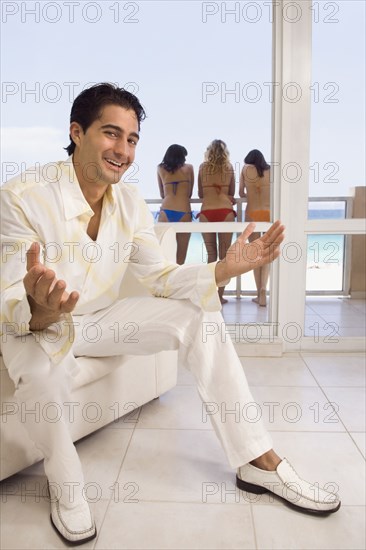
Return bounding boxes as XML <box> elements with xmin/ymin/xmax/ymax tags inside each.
<box><xmin>249</xmin><ymin>502</ymin><xmax>259</xmax><ymax>550</ymax></box>
<box><xmin>92</xmin><ymin>408</ymin><xmax>141</xmax><ymax>549</ymax></box>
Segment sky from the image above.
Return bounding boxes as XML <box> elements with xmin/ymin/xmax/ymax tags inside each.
<box><xmin>1</xmin><ymin>0</ymin><xmax>365</xmax><ymax>199</ymax></box>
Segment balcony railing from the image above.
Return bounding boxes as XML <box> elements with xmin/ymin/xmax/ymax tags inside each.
<box><xmin>145</xmin><ymin>196</ymin><xmax>355</xmax><ymax>297</ymax></box>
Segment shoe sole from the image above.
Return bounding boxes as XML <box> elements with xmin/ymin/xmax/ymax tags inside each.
<box><xmin>236</xmin><ymin>476</ymin><xmax>341</xmax><ymax>516</ymax></box>
<box><xmin>50</xmin><ymin>515</ymin><xmax>97</xmax><ymax>546</ymax></box>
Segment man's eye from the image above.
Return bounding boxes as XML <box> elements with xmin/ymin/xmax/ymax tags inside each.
<box><xmin>106</xmin><ymin>131</ymin><xmax>117</xmax><ymax>137</ymax></box>
<box><xmin>129</xmin><ymin>139</ymin><xmax>137</xmax><ymax>146</ymax></box>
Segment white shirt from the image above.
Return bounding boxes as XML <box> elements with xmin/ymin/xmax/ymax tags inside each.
<box><xmin>1</xmin><ymin>158</ymin><xmax>221</xmax><ymax>363</ymax></box>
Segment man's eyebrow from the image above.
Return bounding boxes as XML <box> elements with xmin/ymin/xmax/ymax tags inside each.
<box><xmin>100</xmin><ymin>124</ymin><xmax>140</xmax><ymax>140</ymax></box>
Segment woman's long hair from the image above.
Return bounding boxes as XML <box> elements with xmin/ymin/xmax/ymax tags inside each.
<box><xmin>160</xmin><ymin>144</ymin><xmax>187</xmax><ymax>173</ymax></box>
<box><xmin>244</xmin><ymin>149</ymin><xmax>270</xmax><ymax>178</ymax></box>
<box><xmin>204</xmin><ymin>139</ymin><xmax>231</xmax><ymax>173</ymax></box>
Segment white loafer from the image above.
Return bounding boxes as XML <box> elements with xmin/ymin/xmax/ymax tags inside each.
<box><xmin>49</xmin><ymin>484</ymin><xmax>97</xmax><ymax>545</ymax></box>
<box><xmin>237</xmin><ymin>458</ymin><xmax>341</xmax><ymax>515</ymax></box>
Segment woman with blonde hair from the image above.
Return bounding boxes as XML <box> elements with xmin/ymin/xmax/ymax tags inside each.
<box><xmin>239</xmin><ymin>149</ymin><xmax>271</xmax><ymax>306</ymax></box>
<box><xmin>198</xmin><ymin>139</ymin><xmax>236</xmax><ymax>303</ymax></box>
<box><xmin>157</xmin><ymin>144</ymin><xmax>194</xmax><ymax>264</ymax></box>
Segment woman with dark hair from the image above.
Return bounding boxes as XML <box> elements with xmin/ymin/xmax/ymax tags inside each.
<box><xmin>157</xmin><ymin>144</ymin><xmax>194</xmax><ymax>264</ymax></box>
<box><xmin>197</xmin><ymin>139</ymin><xmax>236</xmax><ymax>304</ymax></box>
<box><xmin>239</xmin><ymin>149</ymin><xmax>271</xmax><ymax>306</ymax></box>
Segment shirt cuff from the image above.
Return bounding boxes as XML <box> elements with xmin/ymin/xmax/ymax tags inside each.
<box><xmin>191</xmin><ymin>262</ymin><xmax>222</xmax><ymax>312</ymax></box>
<box><xmin>2</xmin><ymin>295</ymin><xmax>74</xmax><ymax>364</ymax></box>
<box><xmin>10</xmin><ymin>294</ymin><xmax>33</xmax><ymax>336</ymax></box>
<box><xmin>36</xmin><ymin>313</ymin><xmax>75</xmax><ymax>364</ymax></box>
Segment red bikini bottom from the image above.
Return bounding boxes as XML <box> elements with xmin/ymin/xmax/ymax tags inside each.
<box><xmin>197</xmin><ymin>209</ymin><xmax>237</xmax><ymax>222</ymax></box>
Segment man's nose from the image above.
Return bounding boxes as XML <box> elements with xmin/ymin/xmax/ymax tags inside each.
<box><xmin>114</xmin><ymin>139</ymin><xmax>129</xmax><ymax>159</ymax></box>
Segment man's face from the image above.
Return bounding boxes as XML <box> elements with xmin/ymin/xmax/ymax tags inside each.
<box><xmin>71</xmin><ymin>104</ymin><xmax>140</xmax><ymax>187</ymax></box>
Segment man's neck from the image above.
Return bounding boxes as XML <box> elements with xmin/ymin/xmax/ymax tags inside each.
<box><xmin>80</xmin><ymin>186</ymin><xmax>106</xmax><ymax>214</ymax></box>
<box><xmin>72</xmin><ymin>155</ymin><xmax>108</xmax><ymax>213</ymax></box>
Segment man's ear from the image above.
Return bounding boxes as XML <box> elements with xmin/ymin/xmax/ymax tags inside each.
<box><xmin>69</xmin><ymin>122</ymin><xmax>84</xmax><ymax>148</ymax></box>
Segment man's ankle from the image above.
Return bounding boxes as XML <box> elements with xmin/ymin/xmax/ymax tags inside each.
<box><xmin>249</xmin><ymin>450</ymin><xmax>282</xmax><ymax>471</ymax></box>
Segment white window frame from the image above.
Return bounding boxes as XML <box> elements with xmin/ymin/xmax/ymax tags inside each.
<box><xmin>271</xmin><ymin>0</ymin><xmax>366</xmax><ymax>352</ymax></box>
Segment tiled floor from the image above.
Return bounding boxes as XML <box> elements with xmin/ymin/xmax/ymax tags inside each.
<box><xmin>1</xmin><ymin>353</ymin><xmax>365</xmax><ymax>549</ymax></box>
<box><xmin>221</xmin><ymin>297</ymin><xmax>366</xmax><ymax>338</ymax></box>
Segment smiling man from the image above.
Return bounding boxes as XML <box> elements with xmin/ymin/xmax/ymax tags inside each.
<box><xmin>0</xmin><ymin>83</ymin><xmax>340</xmax><ymax>544</ymax></box>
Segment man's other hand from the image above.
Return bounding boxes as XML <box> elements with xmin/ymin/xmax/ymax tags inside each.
<box><xmin>23</xmin><ymin>242</ymin><xmax>79</xmax><ymax>331</ymax></box>
<box><xmin>215</xmin><ymin>221</ymin><xmax>285</xmax><ymax>285</ymax></box>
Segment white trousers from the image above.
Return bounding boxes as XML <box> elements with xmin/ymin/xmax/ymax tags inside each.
<box><xmin>2</xmin><ymin>297</ymin><xmax>272</xmax><ymax>504</ymax></box>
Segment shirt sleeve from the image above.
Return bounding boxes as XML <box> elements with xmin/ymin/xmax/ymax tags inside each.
<box><xmin>127</xmin><ymin>192</ymin><xmax>223</xmax><ymax>312</ymax></box>
<box><xmin>0</xmin><ymin>188</ymin><xmax>74</xmax><ymax>364</ymax></box>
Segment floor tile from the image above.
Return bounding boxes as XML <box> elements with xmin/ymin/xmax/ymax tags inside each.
<box><xmin>76</xmin><ymin>426</ymin><xmax>134</xmax><ymax>497</ymax></box>
<box><xmin>117</xmin><ymin>429</ymin><xmax>233</xmax><ymax>504</ymax></box>
<box><xmin>316</xmin><ymin>313</ymin><xmax>365</xmax><ymax>330</ymax></box>
<box><xmin>105</xmin><ymin>407</ymin><xmax>141</xmax><ymax>429</ymax></box>
<box><xmin>305</xmin><ymin>299</ymin><xmax>356</xmax><ymax>314</ymax></box>
<box><xmin>304</xmin><ymin>314</ymin><xmax>334</xmax><ymax>337</ymax></box>
<box><xmin>95</xmin><ymin>501</ymin><xmax>256</xmax><ymax>549</ymax></box>
<box><xmin>321</xmin><ymin>387</ymin><xmax>366</xmax><ymax>432</ymax></box>
<box><xmin>241</xmin><ymin>355</ymin><xmax>318</xmax><ymax>387</ymax></box>
<box><xmin>249</xmin><ymin>386</ymin><xmax>344</xmax><ymax>432</ymax></box>
<box><xmin>349</xmin><ymin>432</ymin><xmax>366</xmax><ymax>458</ymax></box>
<box><xmin>177</xmin><ymin>366</ymin><xmax>196</xmax><ymax>386</ymax></box>
<box><xmin>220</xmin><ymin>298</ymin><xmax>366</xmax><ymax>327</ymax></box>
<box><xmin>337</xmin><ymin>327</ymin><xmax>366</xmax><ymax>337</ymax></box>
<box><xmin>136</xmin><ymin>386</ymin><xmax>212</xmax><ymax>431</ymax></box>
<box><xmin>221</xmin><ymin>298</ymin><xmax>269</xmax><ymax>324</ymax></box>
<box><xmin>348</xmin><ymin>300</ymin><xmax>366</xmax><ymax>314</ymax></box>
<box><xmin>302</xmin><ymin>355</ymin><xmax>366</xmax><ymax>387</ymax></box>
<box><xmin>252</xmin><ymin>505</ymin><xmax>365</xmax><ymax>550</ymax></box>
<box><xmin>0</xmin><ymin>494</ymin><xmax>109</xmax><ymax>550</ymax></box>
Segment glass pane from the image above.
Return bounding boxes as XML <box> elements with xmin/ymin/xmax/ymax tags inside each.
<box><xmin>308</xmin><ymin>201</ymin><xmax>347</xmax><ymax>220</ymax></box>
<box><xmin>2</xmin><ymin>1</ymin><xmax>272</xmax><ymax>325</ymax></box>
<box><xmin>307</xmin><ymin>235</ymin><xmax>344</xmax><ymax>292</ymax></box>
<box><xmin>309</xmin><ymin>1</ymin><xmax>365</xmax><ymax>218</ymax></box>
<box><xmin>305</xmin><ymin>233</ymin><xmax>366</xmax><ymax>337</ymax></box>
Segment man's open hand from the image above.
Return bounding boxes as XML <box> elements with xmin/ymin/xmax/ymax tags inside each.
<box><xmin>23</xmin><ymin>242</ymin><xmax>79</xmax><ymax>331</ymax></box>
<box><xmin>215</xmin><ymin>221</ymin><xmax>285</xmax><ymax>285</ymax></box>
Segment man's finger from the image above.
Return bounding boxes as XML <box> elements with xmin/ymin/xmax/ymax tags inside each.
<box><xmin>32</xmin><ymin>270</ymin><xmax>56</xmax><ymax>305</ymax></box>
<box><xmin>26</xmin><ymin>242</ymin><xmax>41</xmax><ymax>271</ymax></box>
<box><xmin>60</xmin><ymin>291</ymin><xmax>80</xmax><ymax>313</ymax></box>
<box><xmin>47</xmin><ymin>280</ymin><xmax>67</xmax><ymax>309</ymax></box>
<box><xmin>237</xmin><ymin>222</ymin><xmax>256</xmax><ymax>243</ymax></box>
<box><xmin>23</xmin><ymin>265</ymin><xmax>46</xmax><ymax>295</ymax></box>
<box><xmin>262</xmin><ymin>221</ymin><xmax>284</xmax><ymax>244</ymax></box>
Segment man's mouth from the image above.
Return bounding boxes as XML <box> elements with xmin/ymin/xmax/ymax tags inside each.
<box><xmin>105</xmin><ymin>158</ymin><xmax>123</xmax><ymax>168</ymax></box>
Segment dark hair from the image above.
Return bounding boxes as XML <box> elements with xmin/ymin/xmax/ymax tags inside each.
<box><xmin>244</xmin><ymin>149</ymin><xmax>270</xmax><ymax>178</ymax></box>
<box><xmin>160</xmin><ymin>144</ymin><xmax>188</xmax><ymax>173</ymax></box>
<box><xmin>65</xmin><ymin>83</ymin><xmax>146</xmax><ymax>156</ymax></box>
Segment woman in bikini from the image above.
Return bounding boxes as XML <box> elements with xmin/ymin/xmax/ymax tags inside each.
<box><xmin>198</xmin><ymin>139</ymin><xmax>236</xmax><ymax>304</ymax></box>
<box><xmin>239</xmin><ymin>149</ymin><xmax>271</xmax><ymax>307</ymax></box>
<box><xmin>157</xmin><ymin>144</ymin><xmax>194</xmax><ymax>264</ymax></box>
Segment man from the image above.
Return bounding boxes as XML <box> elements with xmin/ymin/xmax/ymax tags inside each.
<box><xmin>1</xmin><ymin>83</ymin><xmax>340</xmax><ymax>545</ymax></box>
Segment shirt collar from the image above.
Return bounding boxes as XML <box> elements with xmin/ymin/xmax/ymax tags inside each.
<box><xmin>59</xmin><ymin>157</ymin><xmax>117</xmax><ymax>220</ymax></box>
